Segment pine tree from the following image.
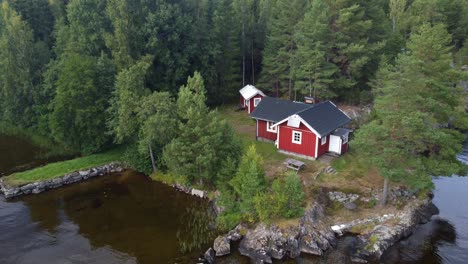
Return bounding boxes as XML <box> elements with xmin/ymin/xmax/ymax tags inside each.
<box><xmin>260</xmin><ymin>0</ymin><xmax>308</xmax><ymax>98</ymax></box>
<box><xmin>293</xmin><ymin>0</ymin><xmax>337</xmax><ymax>100</ymax></box>
<box><xmin>230</xmin><ymin>145</ymin><xmax>266</xmax><ymax>219</ymax></box>
<box><xmin>353</xmin><ymin>24</ymin><xmax>468</xmax><ymax>204</ymax></box>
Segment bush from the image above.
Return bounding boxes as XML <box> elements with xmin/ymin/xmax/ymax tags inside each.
<box><xmin>123</xmin><ymin>144</ymin><xmax>152</xmax><ymax>175</ymax></box>
<box><xmin>254</xmin><ymin>172</ymin><xmax>305</xmax><ymax>222</ymax></box>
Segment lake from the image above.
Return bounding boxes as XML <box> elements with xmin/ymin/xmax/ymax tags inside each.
<box><xmin>1</xmin><ymin>133</ymin><xmax>467</xmax><ymax>263</ymax></box>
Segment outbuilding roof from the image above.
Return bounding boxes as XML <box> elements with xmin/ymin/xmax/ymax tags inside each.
<box><xmin>250</xmin><ymin>97</ymin><xmax>312</xmax><ymax>122</ymax></box>
<box><xmin>296</xmin><ymin>101</ymin><xmax>352</xmax><ymax>137</ymax></box>
<box><xmin>239</xmin><ymin>85</ymin><xmax>266</xmax><ymax>100</ymax></box>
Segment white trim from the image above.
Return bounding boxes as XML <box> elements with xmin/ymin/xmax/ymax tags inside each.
<box><xmin>271</xmin><ymin>114</ymin><xmax>322</xmax><ymax>138</ymax></box>
<box><xmin>292</xmin><ymin>131</ymin><xmax>302</xmax><ymax>144</ymax></box>
<box><xmin>276</xmin><ymin>124</ymin><xmax>280</xmax><ymax>148</ymax></box>
<box><xmin>256</xmin><ymin>119</ymin><xmax>258</xmax><ymax>139</ymax></box>
<box><xmin>321</xmin><ymin>136</ymin><xmax>327</xmax><ymax>145</ymax></box>
<box><xmin>314</xmin><ymin>134</ymin><xmax>318</xmax><ymax>158</ymax></box>
<box><xmin>266</xmin><ymin>121</ymin><xmax>277</xmax><ymax>133</ymax></box>
<box><xmin>253</xmin><ymin>97</ymin><xmax>262</xmax><ymax>107</ymax></box>
<box><xmin>247</xmin><ymin>99</ymin><xmax>250</xmax><ymax>113</ymax></box>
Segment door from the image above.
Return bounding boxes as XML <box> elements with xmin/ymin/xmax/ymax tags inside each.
<box><xmin>329</xmin><ymin>135</ymin><xmax>342</xmax><ymax>154</ymax></box>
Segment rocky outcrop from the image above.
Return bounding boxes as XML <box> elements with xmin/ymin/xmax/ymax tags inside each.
<box><xmin>237</xmin><ymin>203</ymin><xmax>336</xmax><ymax>263</ymax></box>
<box><xmin>213</xmin><ymin>235</ymin><xmax>231</xmax><ymax>257</ymax></box>
<box><xmin>351</xmin><ymin>198</ymin><xmax>439</xmax><ymax>262</ymax></box>
<box><xmin>0</xmin><ymin>163</ymin><xmax>123</xmax><ymax>199</ymax></box>
<box><xmin>172</xmin><ymin>184</ymin><xmax>208</xmax><ymax>199</ymax></box>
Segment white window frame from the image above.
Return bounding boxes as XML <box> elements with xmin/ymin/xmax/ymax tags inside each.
<box><xmin>253</xmin><ymin>97</ymin><xmax>261</xmax><ymax>107</ymax></box>
<box><xmin>342</xmin><ymin>134</ymin><xmax>348</xmax><ymax>144</ymax></box>
<box><xmin>321</xmin><ymin>136</ymin><xmax>327</xmax><ymax>145</ymax></box>
<box><xmin>266</xmin><ymin>121</ymin><xmax>277</xmax><ymax>133</ymax></box>
<box><xmin>292</xmin><ymin>131</ymin><xmax>302</xmax><ymax>144</ymax></box>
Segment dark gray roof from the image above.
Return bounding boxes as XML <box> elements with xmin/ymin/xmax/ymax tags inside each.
<box><xmin>297</xmin><ymin>101</ymin><xmax>351</xmax><ymax>137</ymax></box>
<box><xmin>332</xmin><ymin>128</ymin><xmax>352</xmax><ymax>137</ymax></box>
<box><xmin>250</xmin><ymin>97</ymin><xmax>312</xmax><ymax>122</ymax></box>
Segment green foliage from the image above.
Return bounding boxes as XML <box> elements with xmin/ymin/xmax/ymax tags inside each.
<box><xmin>229</xmin><ymin>145</ymin><xmax>266</xmax><ymax>219</ymax></box>
<box><xmin>164</xmin><ymin>73</ymin><xmax>242</xmax><ymax>185</ymax></box>
<box><xmin>352</xmin><ymin>24</ymin><xmax>468</xmax><ymax>196</ymax></box>
<box><xmin>122</xmin><ymin>143</ymin><xmax>152</xmax><ymax>175</ymax></box>
<box><xmin>49</xmin><ymin>53</ymin><xmax>114</xmax><ymax>154</ymax></box>
<box><xmin>254</xmin><ymin>172</ymin><xmax>305</xmax><ymax>222</ymax></box>
<box><xmin>0</xmin><ymin>2</ymin><xmax>35</xmax><ymax>127</ymax></box>
<box><xmin>108</xmin><ymin>56</ymin><xmax>152</xmax><ymax>143</ymax></box>
<box><xmin>177</xmin><ymin>71</ymin><xmax>208</xmax><ymax>120</ymax></box>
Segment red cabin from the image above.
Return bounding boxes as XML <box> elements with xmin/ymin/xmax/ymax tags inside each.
<box><xmin>239</xmin><ymin>85</ymin><xmax>265</xmax><ymax>114</ymax></box>
<box><xmin>251</xmin><ymin>98</ymin><xmax>351</xmax><ymax>160</ymax></box>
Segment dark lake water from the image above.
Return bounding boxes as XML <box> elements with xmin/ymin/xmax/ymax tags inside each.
<box><xmin>1</xmin><ymin>134</ymin><xmax>467</xmax><ymax>264</ymax></box>
<box><xmin>0</xmin><ymin>171</ymin><xmax>216</xmax><ymax>264</ymax></box>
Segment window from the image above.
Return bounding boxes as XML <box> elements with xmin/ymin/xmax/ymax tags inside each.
<box><xmin>321</xmin><ymin>136</ymin><xmax>327</xmax><ymax>145</ymax></box>
<box><xmin>266</xmin><ymin>121</ymin><xmax>277</xmax><ymax>133</ymax></box>
<box><xmin>342</xmin><ymin>134</ymin><xmax>348</xmax><ymax>144</ymax></box>
<box><xmin>292</xmin><ymin>131</ymin><xmax>302</xmax><ymax>144</ymax></box>
<box><xmin>253</xmin><ymin>97</ymin><xmax>261</xmax><ymax>107</ymax></box>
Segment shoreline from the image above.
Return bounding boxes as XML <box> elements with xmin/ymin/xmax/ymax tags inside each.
<box><xmin>203</xmin><ymin>194</ymin><xmax>438</xmax><ymax>263</ymax></box>
<box><xmin>0</xmin><ymin>162</ymin><xmax>123</xmax><ymax>199</ymax></box>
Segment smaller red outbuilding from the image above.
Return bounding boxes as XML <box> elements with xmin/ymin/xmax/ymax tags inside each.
<box><xmin>239</xmin><ymin>85</ymin><xmax>266</xmax><ymax>114</ymax></box>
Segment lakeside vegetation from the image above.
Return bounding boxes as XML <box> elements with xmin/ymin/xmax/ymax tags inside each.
<box><xmin>0</xmin><ymin>0</ymin><xmax>467</xmax><ymax>231</ymax></box>
<box><xmin>4</xmin><ymin>147</ymin><xmax>124</xmax><ymax>186</ymax></box>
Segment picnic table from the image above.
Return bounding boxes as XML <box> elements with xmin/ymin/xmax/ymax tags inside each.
<box><xmin>283</xmin><ymin>158</ymin><xmax>305</xmax><ymax>172</ymax></box>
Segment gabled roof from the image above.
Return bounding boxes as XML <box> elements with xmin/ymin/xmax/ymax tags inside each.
<box><xmin>239</xmin><ymin>85</ymin><xmax>265</xmax><ymax>100</ymax></box>
<box><xmin>296</xmin><ymin>101</ymin><xmax>351</xmax><ymax>137</ymax></box>
<box><xmin>250</xmin><ymin>97</ymin><xmax>312</xmax><ymax>123</ymax></box>
<box><xmin>271</xmin><ymin>101</ymin><xmax>352</xmax><ymax>137</ymax></box>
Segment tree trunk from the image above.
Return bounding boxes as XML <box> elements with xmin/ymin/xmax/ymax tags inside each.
<box><xmin>148</xmin><ymin>144</ymin><xmax>157</xmax><ymax>173</ymax></box>
<box><xmin>288</xmin><ymin>78</ymin><xmax>292</xmax><ymax>100</ymax></box>
<box><xmin>251</xmin><ymin>40</ymin><xmax>255</xmax><ymax>84</ymax></box>
<box><xmin>242</xmin><ymin>21</ymin><xmax>246</xmax><ymax>86</ymax></box>
<box><xmin>380</xmin><ymin>178</ymin><xmax>389</xmax><ymax>206</ymax></box>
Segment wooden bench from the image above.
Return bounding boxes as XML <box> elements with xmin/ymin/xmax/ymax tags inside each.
<box><xmin>283</xmin><ymin>158</ymin><xmax>305</xmax><ymax>172</ymax></box>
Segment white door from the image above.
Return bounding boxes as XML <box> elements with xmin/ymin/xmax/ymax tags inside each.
<box><xmin>329</xmin><ymin>135</ymin><xmax>342</xmax><ymax>154</ymax></box>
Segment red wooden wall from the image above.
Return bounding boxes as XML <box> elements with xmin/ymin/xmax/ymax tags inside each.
<box><xmin>257</xmin><ymin>120</ymin><xmax>277</xmax><ymax>141</ymax></box>
<box><xmin>316</xmin><ymin>134</ymin><xmax>330</xmax><ymax>157</ymax></box>
<box><xmin>278</xmin><ymin>123</ymin><xmax>317</xmax><ymax>158</ymax></box>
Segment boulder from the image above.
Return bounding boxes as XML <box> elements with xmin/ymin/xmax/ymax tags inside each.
<box><xmin>344</xmin><ymin>202</ymin><xmax>357</xmax><ymax>210</ymax></box>
<box><xmin>191</xmin><ymin>189</ymin><xmax>205</xmax><ymax>198</ymax></box>
<box><xmin>204</xmin><ymin>248</ymin><xmax>215</xmax><ymax>264</ymax></box>
<box><xmin>213</xmin><ymin>236</ymin><xmax>230</xmax><ymax>257</ymax></box>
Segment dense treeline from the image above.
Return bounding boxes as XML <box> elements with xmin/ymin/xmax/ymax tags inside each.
<box><xmin>1</xmin><ymin>0</ymin><xmax>467</xmax><ymax>154</ymax></box>
<box><xmin>0</xmin><ymin>0</ymin><xmax>467</xmax><ymax>208</ymax></box>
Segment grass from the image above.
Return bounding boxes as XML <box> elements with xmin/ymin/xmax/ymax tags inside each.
<box><xmin>4</xmin><ymin>146</ymin><xmax>125</xmax><ymax>186</ymax></box>
<box><xmin>218</xmin><ymin>105</ymin><xmax>305</xmax><ymax>179</ymax></box>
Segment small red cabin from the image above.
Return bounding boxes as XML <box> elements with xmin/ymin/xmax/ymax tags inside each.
<box><xmin>239</xmin><ymin>85</ymin><xmax>265</xmax><ymax>114</ymax></box>
<box><xmin>251</xmin><ymin>98</ymin><xmax>351</xmax><ymax>160</ymax></box>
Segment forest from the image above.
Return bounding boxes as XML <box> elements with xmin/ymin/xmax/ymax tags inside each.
<box><xmin>0</xmin><ymin>0</ymin><xmax>467</xmax><ymax>206</ymax></box>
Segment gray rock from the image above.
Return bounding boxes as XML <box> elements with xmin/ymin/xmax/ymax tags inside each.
<box><xmin>204</xmin><ymin>248</ymin><xmax>215</xmax><ymax>264</ymax></box>
<box><xmin>344</xmin><ymin>202</ymin><xmax>357</xmax><ymax>210</ymax></box>
<box><xmin>213</xmin><ymin>236</ymin><xmax>230</xmax><ymax>257</ymax></box>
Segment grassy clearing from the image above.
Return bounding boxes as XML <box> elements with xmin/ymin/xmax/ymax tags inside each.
<box><xmin>4</xmin><ymin>147</ymin><xmax>125</xmax><ymax>186</ymax></box>
<box><xmin>218</xmin><ymin>105</ymin><xmax>301</xmax><ymax>179</ymax></box>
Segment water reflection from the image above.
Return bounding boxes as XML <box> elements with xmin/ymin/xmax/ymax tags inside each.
<box><xmin>0</xmin><ymin>171</ymin><xmax>215</xmax><ymax>264</ymax></box>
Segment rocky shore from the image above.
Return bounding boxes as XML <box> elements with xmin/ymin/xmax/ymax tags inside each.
<box><xmin>203</xmin><ymin>194</ymin><xmax>438</xmax><ymax>263</ymax></box>
<box><xmin>0</xmin><ymin>162</ymin><xmax>123</xmax><ymax>199</ymax></box>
